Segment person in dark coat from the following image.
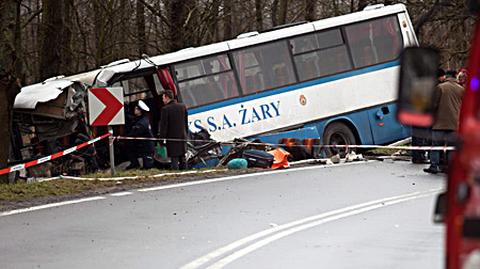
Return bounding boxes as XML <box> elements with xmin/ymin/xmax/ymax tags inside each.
<box><xmin>126</xmin><ymin>100</ymin><xmax>155</xmax><ymax>170</ymax></box>
<box><xmin>159</xmin><ymin>90</ymin><xmax>188</xmax><ymax>170</ymax></box>
<box><xmin>411</xmin><ymin>68</ymin><xmax>447</xmax><ymax>164</ymax></box>
<box><xmin>424</xmin><ymin>76</ymin><xmax>464</xmax><ymax>174</ymax></box>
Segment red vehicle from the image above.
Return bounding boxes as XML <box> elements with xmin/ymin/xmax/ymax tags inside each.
<box><xmin>397</xmin><ymin>1</ymin><xmax>480</xmax><ymax>268</ymax></box>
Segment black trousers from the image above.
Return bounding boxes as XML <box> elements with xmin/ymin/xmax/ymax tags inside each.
<box><xmin>127</xmin><ymin>143</ymin><xmax>154</xmax><ymax>169</ymax></box>
<box><xmin>170</xmin><ymin>156</ymin><xmax>187</xmax><ymax>170</ymax></box>
<box><xmin>412</xmin><ymin>127</ymin><xmax>431</xmax><ymax>162</ymax></box>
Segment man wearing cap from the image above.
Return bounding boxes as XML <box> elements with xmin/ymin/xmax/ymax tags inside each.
<box><xmin>159</xmin><ymin>90</ymin><xmax>188</xmax><ymax>170</ymax></box>
<box><xmin>126</xmin><ymin>100</ymin><xmax>155</xmax><ymax>170</ymax></box>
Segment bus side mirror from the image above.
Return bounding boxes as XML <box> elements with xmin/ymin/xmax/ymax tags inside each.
<box><xmin>397</xmin><ymin>47</ymin><xmax>440</xmax><ymax>127</ymax></box>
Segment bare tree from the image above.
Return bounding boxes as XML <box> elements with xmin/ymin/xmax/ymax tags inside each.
<box><xmin>8</xmin><ymin>0</ymin><xmax>476</xmax><ymax>88</ymax></box>
<box><xmin>167</xmin><ymin>0</ymin><xmax>198</xmax><ymax>51</ymax></box>
<box><xmin>39</xmin><ymin>0</ymin><xmax>67</xmax><ymax>80</ymax></box>
<box><xmin>137</xmin><ymin>0</ymin><xmax>146</xmax><ymax>55</ymax></box>
<box><xmin>0</xmin><ymin>0</ymin><xmax>22</xmax><ymax>183</ymax></box>
<box><xmin>305</xmin><ymin>0</ymin><xmax>316</xmax><ymax>21</ymax></box>
<box><xmin>223</xmin><ymin>0</ymin><xmax>233</xmax><ymax>39</ymax></box>
<box><xmin>255</xmin><ymin>0</ymin><xmax>264</xmax><ymax>31</ymax></box>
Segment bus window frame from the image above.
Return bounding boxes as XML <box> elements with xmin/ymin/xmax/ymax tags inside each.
<box><xmin>231</xmin><ymin>39</ymin><xmax>298</xmax><ymax>95</ymax></box>
<box><xmin>289</xmin><ymin>28</ymin><xmax>345</xmax><ymax>56</ymax></box>
<box><xmin>342</xmin><ymin>14</ymin><xmax>404</xmax><ymax>70</ymax></box>
<box><xmin>174</xmin><ymin>53</ymin><xmax>241</xmax><ymax>108</ymax></box>
<box><xmin>171</xmin><ymin>13</ymin><xmax>405</xmax><ymax>110</ymax></box>
<box><xmin>174</xmin><ymin>54</ymin><xmax>233</xmax><ymax>82</ymax></box>
<box><xmin>290</xmin><ymin>27</ymin><xmax>353</xmax><ymax>82</ymax></box>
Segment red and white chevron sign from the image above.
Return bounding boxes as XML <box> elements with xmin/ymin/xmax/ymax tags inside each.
<box><xmin>88</xmin><ymin>87</ymin><xmax>125</xmax><ymax>126</ymax></box>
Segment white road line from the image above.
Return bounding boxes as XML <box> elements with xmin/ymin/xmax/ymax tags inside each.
<box><xmin>110</xmin><ymin>192</ymin><xmax>133</xmax><ymax>197</ymax></box>
<box><xmin>0</xmin><ymin>196</ymin><xmax>106</xmax><ymax>217</ymax></box>
<box><xmin>181</xmin><ymin>188</ymin><xmax>442</xmax><ymax>269</ymax></box>
<box><xmin>0</xmin><ymin>161</ymin><xmax>370</xmax><ymax>217</ymax></box>
<box><xmin>138</xmin><ymin>161</ymin><xmax>372</xmax><ymax>193</ymax></box>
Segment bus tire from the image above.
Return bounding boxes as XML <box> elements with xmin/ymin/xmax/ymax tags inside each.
<box><xmin>323</xmin><ymin>122</ymin><xmax>357</xmax><ymax>157</ymax></box>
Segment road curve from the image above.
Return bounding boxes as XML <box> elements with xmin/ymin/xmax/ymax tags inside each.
<box><xmin>0</xmin><ymin>161</ymin><xmax>444</xmax><ymax>269</ymax></box>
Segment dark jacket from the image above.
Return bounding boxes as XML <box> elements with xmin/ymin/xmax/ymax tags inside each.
<box><xmin>432</xmin><ymin>78</ymin><xmax>465</xmax><ymax>131</ymax></box>
<box><xmin>159</xmin><ymin>100</ymin><xmax>188</xmax><ymax>157</ymax></box>
<box><xmin>126</xmin><ymin>115</ymin><xmax>155</xmax><ymax>154</ymax></box>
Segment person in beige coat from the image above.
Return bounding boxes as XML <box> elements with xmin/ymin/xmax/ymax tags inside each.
<box><xmin>424</xmin><ymin>76</ymin><xmax>465</xmax><ymax>174</ymax></box>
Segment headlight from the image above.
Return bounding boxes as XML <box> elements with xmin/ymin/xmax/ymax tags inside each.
<box><xmin>464</xmin><ymin>250</ymin><xmax>480</xmax><ymax>269</ymax></box>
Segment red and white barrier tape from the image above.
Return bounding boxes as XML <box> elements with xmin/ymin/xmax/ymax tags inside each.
<box><xmin>0</xmin><ymin>133</ymin><xmax>111</xmax><ymax>176</ymax></box>
<box><xmin>114</xmin><ymin>136</ymin><xmax>456</xmax><ymax>151</ymax></box>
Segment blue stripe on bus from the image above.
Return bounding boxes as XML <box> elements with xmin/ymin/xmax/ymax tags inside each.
<box><xmin>189</xmin><ymin>60</ymin><xmax>400</xmax><ymax>115</ymax></box>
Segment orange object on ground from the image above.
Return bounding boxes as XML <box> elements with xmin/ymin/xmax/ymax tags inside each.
<box><xmin>268</xmin><ymin>148</ymin><xmax>291</xmax><ymax>169</ymax></box>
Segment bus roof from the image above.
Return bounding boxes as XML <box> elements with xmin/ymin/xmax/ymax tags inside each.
<box><xmin>95</xmin><ymin>3</ymin><xmax>407</xmax><ymax>84</ymax></box>
<box><xmin>17</xmin><ymin>3</ymin><xmax>408</xmax><ymax>98</ymax></box>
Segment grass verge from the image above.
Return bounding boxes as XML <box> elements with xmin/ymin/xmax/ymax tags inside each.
<box><xmin>0</xmin><ymin>167</ymin><xmax>253</xmax><ymax>211</ymax></box>
<box><xmin>0</xmin><ymin>180</ymin><xmax>115</xmax><ymax>202</ymax></box>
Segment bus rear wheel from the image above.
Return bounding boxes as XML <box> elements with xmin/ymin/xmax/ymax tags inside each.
<box><xmin>323</xmin><ymin>122</ymin><xmax>357</xmax><ymax>157</ymax></box>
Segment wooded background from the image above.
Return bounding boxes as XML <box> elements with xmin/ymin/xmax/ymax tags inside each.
<box><xmin>3</xmin><ymin>0</ymin><xmax>476</xmax><ymax>85</ymax></box>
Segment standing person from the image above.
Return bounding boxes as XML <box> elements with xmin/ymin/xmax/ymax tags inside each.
<box><xmin>159</xmin><ymin>90</ymin><xmax>188</xmax><ymax>170</ymax></box>
<box><xmin>424</xmin><ymin>75</ymin><xmax>464</xmax><ymax>174</ymax></box>
<box><xmin>411</xmin><ymin>68</ymin><xmax>446</xmax><ymax>164</ymax></box>
<box><xmin>126</xmin><ymin>100</ymin><xmax>155</xmax><ymax>170</ymax></box>
<box><xmin>457</xmin><ymin>68</ymin><xmax>468</xmax><ymax>87</ymax></box>
<box><xmin>437</xmin><ymin>68</ymin><xmax>447</xmax><ymax>83</ymax></box>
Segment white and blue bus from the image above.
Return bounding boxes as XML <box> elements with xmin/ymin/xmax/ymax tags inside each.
<box><xmin>15</xmin><ymin>3</ymin><xmax>418</xmax><ymax>157</ymax></box>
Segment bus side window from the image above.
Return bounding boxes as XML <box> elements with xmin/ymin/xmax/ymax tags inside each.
<box><xmin>233</xmin><ymin>41</ymin><xmax>295</xmax><ymax>94</ymax></box>
<box><xmin>345</xmin><ymin>15</ymin><xmax>403</xmax><ymax>69</ymax></box>
<box><xmin>192</xmin><ymin>80</ymin><xmax>225</xmax><ymax>106</ymax></box>
<box><xmin>178</xmin><ymin>81</ymin><xmax>198</xmax><ymax>108</ymax></box>
<box><xmin>295</xmin><ymin>55</ymin><xmax>319</xmax><ymax>82</ymax></box>
<box><xmin>273</xmin><ymin>65</ymin><xmax>289</xmax><ymax>87</ymax></box>
<box><xmin>290</xmin><ymin>28</ymin><xmax>352</xmax><ymax>81</ymax></box>
<box><xmin>174</xmin><ymin>54</ymin><xmax>240</xmax><ymax>108</ymax></box>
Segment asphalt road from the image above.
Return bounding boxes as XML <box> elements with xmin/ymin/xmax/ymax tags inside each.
<box><xmin>0</xmin><ymin>161</ymin><xmax>445</xmax><ymax>269</ymax></box>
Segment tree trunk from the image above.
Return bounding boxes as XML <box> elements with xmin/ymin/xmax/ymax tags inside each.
<box><xmin>0</xmin><ymin>0</ymin><xmax>22</xmax><ymax>183</ymax></box>
<box><xmin>93</xmin><ymin>0</ymin><xmax>107</xmax><ymax>65</ymax></box>
<box><xmin>168</xmin><ymin>0</ymin><xmax>197</xmax><ymax>51</ymax></box>
<box><xmin>272</xmin><ymin>0</ymin><xmax>288</xmax><ymax>26</ymax></box>
<box><xmin>62</xmin><ymin>0</ymin><xmax>74</xmax><ymax>75</ymax></box>
<box><xmin>255</xmin><ymin>0</ymin><xmax>263</xmax><ymax>31</ymax></box>
<box><xmin>39</xmin><ymin>0</ymin><xmax>64</xmax><ymax>80</ymax></box>
<box><xmin>137</xmin><ymin>0</ymin><xmax>146</xmax><ymax>55</ymax></box>
<box><xmin>305</xmin><ymin>0</ymin><xmax>316</xmax><ymax>22</ymax></box>
<box><xmin>278</xmin><ymin>0</ymin><xmax>288</xmax><ymax>25</ymax></box>
<box><xmin>210</xmin><ymin>0</ymin><xmax>221</xmax><ymax>42</ymax></box>
<box><xmin>223</xmin><ymin>0</ymin><xmax>233</xmax><ymax>39</ymax></box>
<box><xmin>357</xmin><ymin>0</ymin><xmax>371</xmax><ymax>11</ymax></box>
<box><xmin>118</xmin><ymin>0</ymin><xmax>128</xmax><ymax>57</ymax></box>
<box><xmin>271</xmin><ymin>0</ymin><xmax>278</xmax><ymax>26</ymax></box>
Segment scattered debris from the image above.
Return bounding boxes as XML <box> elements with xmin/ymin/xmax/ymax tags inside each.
<box><xmin>227</xmin><ymin>159</ymin><xmax>248</xmax><ymax>170</ymax></box>
<box><xmin>345</xmin><ymin>151</ymin><xmax>365</xmax><ymax>162</ymax></box>
<box><xmin>330</xmin><ymin>154</ymin><xmax>341</xmax><ymax>164</ymax></box>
